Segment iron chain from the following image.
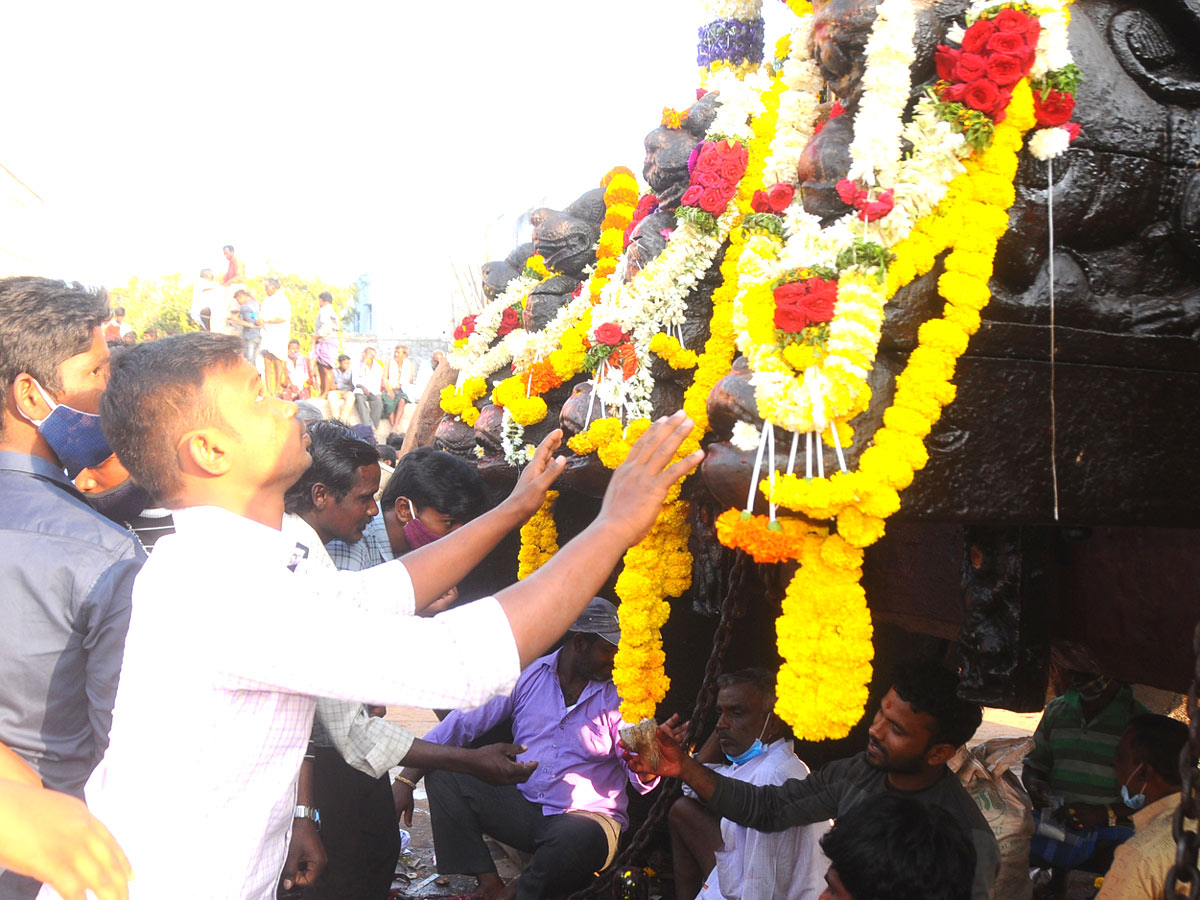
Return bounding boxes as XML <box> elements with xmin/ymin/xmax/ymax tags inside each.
<box><xmin>1167</xmin><ymin>622</ymin><xmax>1200</xmax><ymax>899</ymax></box>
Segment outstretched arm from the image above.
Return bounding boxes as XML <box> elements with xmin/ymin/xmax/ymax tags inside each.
<box><xmin>495</xmin><ymin>412</ymin><xmax>702</xmax><ymax>667</ymax></box>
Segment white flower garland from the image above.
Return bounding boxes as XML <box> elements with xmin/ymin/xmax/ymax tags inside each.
<box><xmin>700</xmin><ymin>0</ymin><xmax>761</xmax><ymax>22</ymax></box>
<box><xmin>447</xmin><ymin>273</ymin><xmax>539</xmax><ymax>380</ymax></box>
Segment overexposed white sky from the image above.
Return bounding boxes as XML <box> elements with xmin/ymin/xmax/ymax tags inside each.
<box><xmin>2</xmin><ymin>0</ymin><xmax>791</xmax><ymax>335</ymax></box>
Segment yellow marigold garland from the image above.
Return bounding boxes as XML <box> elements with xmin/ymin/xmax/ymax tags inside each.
<box><xmin>517</xmin><ymin>491</ymin><xmax>559</xmax><ymax>580</ymax></box>
<box><xmin>439</xmin><ymin>376</ymin><xmax>487</xmax><ymax>428</ymax></box>
<box><xmin>648</xmin><ymin>333</ymin><xmax>699</xmax><ymax>370</ymax></box>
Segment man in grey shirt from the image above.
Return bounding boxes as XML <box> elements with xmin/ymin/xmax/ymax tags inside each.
<box><xmin>0</xmin><ymin>277</ymin><xmax>145</xmax><ymax>899</ymax></box>
<box><xmin>624</xmin><ymin>663</ymin><xmax>1000</xmax><ymax>900</ymax></box>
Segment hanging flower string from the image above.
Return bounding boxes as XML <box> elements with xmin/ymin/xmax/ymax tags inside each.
<box><xmin>517</xmin><ymin>491</ymin><xmax>559</xmax><ymax>580</ymax></box>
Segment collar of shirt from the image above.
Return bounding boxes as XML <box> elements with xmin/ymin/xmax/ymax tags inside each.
<box><xmin>1133</xmin><ymin>791</ymin><xmax>1181</xmax><ymax>830</ymax></box>
<box><xmin>0</xmin><ymin>448</ymin><xmax>71</xmax><ymax>487</ymax></box>
<box><xmin>172</xmin><ymin>505</ymin><xmax>298</xmax><ymax>568</ymax></box>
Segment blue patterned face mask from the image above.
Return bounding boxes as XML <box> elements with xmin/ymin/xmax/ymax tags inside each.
<box><xmin>17</xmin><ymin>379</ymin><xmax>112</xmax><ymax>478</ymax></box>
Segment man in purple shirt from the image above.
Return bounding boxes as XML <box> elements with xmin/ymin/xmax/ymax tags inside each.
<box><xmin>393</xmin><ymin>598</ymin><xmax>658</xmax><ymax>900</ymax></box>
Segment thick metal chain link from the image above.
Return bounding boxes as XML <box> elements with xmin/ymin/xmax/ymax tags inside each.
<box><xmin>1167</xmin><ymin>623</ymin><xmax>1200</xmax><ymax>899</ymax></box>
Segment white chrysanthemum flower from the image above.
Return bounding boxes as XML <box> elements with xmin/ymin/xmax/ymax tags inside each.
<box><xmin>946</xmin><ymin>22</ymin><xmax>965</xmax><ymax>44</ymax></box>
<box><xmin>731</xmin><ymin>420</ymin><xmax>763</xmax><ymax>451</ymax></box>
<box><xmin>1028</xmin><ymin>127</ymin><xmax>1072</xmax><ymax>160</ymax></box>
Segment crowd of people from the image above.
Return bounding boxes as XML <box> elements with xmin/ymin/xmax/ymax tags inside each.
<box><xmin>0</xmin><ymin>274</ymin><xmax>1192</xmax><ymax>900</ymax></box>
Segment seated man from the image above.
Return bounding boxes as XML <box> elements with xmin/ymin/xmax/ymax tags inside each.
<box><xmin>326</xmin><ymin>445</ymin><xmax>489</xmax><ymax>574</ymax></box>
<box><xmin>327</xmin><ymin>353</ymin><xmax>355</xmax><ymax>421</ymax></box>
<box><xmin>624</xmin><ymin>662</ymin><xmax>1000</xmax><ymax>900</ymax></box>
<box><xmin>1094</xmin><ymin>713</ymin><xmax>1190</xmax><ymax>899</ymax></box>
<box><xmin>281</xmin><ymin>421</ymin><xmax>533</xmax><ymax>900</ymax></box>
<box><xmin>669</xmin><ymin>669</ymin><xmax>828</xmax><ymax>900</ymax></box>
<box><xmin>394</xmin><ymin>598</ymin><xmax>659</xmax><ymax>900</ymax></box>
<box><xmin>818</xmin><ymin>793</ymin><xmax>975</xmax><ymax>900</ymax></box>
<box><xmin>1022</xmin><ymin>653</ymin><xmax>1149</xmax><ymax>887</ymax></box>
<box><xmin>47</xmin><ymin>332</ymin><xmax>700</xmax><ymax>900</ymax></box>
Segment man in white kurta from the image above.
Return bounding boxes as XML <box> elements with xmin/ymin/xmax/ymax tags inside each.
<box><xmin>37</xmin><ymin>332</ymin><xmax>702</xmax><ymax>900</ymax></box>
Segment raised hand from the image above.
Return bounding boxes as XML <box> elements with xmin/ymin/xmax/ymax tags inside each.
<box><xmin>504</xmin><ymin>429</ymin><xmax>567</xmax><ymax>520</ymax></box>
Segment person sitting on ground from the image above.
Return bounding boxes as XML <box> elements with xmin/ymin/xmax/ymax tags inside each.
<box><xmin>1022</xmin><ymin>646</ymin><xmax>1149</xmax><ymax>890</ymax></box>
<box><xmin>326</xmin><ymin>445</ymin><xmax>488</xmax><ymax>579</ymax></box>
<box><xmin>352</xmin><ymin>346</ymin><xmax>385</xmax><ymax>430</ymax></box>
<box><xmin>51</xmin><ymin>331</ymin><xmax>699</xmax><ymax>900</ymax></box>
<box><xmin>817</xmin><ymin>793</ymin><xmax>975</xmax><ymax>900</ymax></box>
<box><xmin>1094</xmin><ymin>713</ymin><xmax>1190</xmax><ymax>900</ymax></box>
<box><xmin>327</xmin><ymin>353</ymin><xmax>355</xmax><ymax>421</ymax></box>
<box><xmin>394</xmin><ymin>597</ymin><xmax>659</xmax><ymax>900</ymax></box>
<box><xmin>623</xmin><ymin>662</ymin><xmax>1000</xmax><ymax>900</ymax></box>
<box><xmin>281</xmin><ymin>339</ymin><xmax>314</xmax><ymax>402</ymax></box>
<box><xmin>282</xmin><ymin>421</ymin><xmax>535</xmax><ymax>900</ymax></box>
<box><xmin>669</xmin><ymin>668</ymin><xmax>828</xmax><ymax>900</ymax></box>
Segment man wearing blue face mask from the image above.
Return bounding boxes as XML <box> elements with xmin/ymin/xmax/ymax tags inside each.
<box><xmin>668</xmin><ymin>668</ymin><xmax>829</xmax><ymax>900</ymax></box>
<box><xmin>0</xmin><ymin>277</ymin><xmax>146</xmax><ymax>899</ymax></box>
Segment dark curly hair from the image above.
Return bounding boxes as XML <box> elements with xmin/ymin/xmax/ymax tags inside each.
<box><xmin>892</xmin><ymin>662</ymin><xmax>982</xmax><ymax>749</ymax></box>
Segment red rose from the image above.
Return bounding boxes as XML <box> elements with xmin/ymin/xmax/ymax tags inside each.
<box><xmin>716</xmin><ymin>140</ymin><xmax>748</xmax><ymax>168</ymax></box>
<box><xmin>942</xmin><ymin>82</ymin><xmax>967</xmax><ymax>102</ymax></box>
<box><xmin>1034</xmin><ymin>90</ymin><xmax>1076</xmax><ymax>127</ymax></box>
<box><xmin>986</xmin><ymin>31</ymin><xmax>1026</xmax><ymax>55</ymax></box>
<box><xmin>961</xmin><ymin>19</ymin><xmax>996</xmax><ymax>53</ymax></box>
<box><xmin>992</xmin><ymin>87</ymin><xmax>1013</xmax><ymax>120</ymax></box>
<box><xmin>695</xmin><ymin>144</ymin><xmax>720</xmax><ymax>173</ymax></box>
<box><xmin>986</xmin><ymin>53</ymin><xmax>1023</xmax><ymax>86</ymax></box>
<box><xmin>836</xmin><ymin>178</ymin><xmax>865</xmax><ymax>207</ymax></box>
<box><xmin>963</xmin><ymin>78</ymin><xmax>1000</xmax><ymax>113</ymax></box>
<box><xmin>955</xmin><ymin>52</ymin><xmax>987</xmax><ymax>83</ymax></box>
<box><xmin>993</xmin><ymin>8</ymin><xmax>1033</xmax><ymax>34</ymax></box>
<box><xmin>497</xmin><ymin>306</ymin><xmax>520</xmax><ymax>337</ymax></box>
<box><xmin>936</xmin><ymin>46</ymin><xmax>960</xmax><ymax>81</ymax></box>
<box><xmin>681</xmin><ymin>185</ymin><xmax>704</xmax><ymax>206</ymax></box>
<box><xmin>1064</xmin><ymin>121</ymin><xmax>1082</xmax><ymax>141</ymax></box>
<box><xmin>1024</xmin><ymin>19</ymin><xmax>1042</xmax><ymax>47</ymax></box>
<box><xmin>751</xmin><ymin>190</ymin><xmax>771</xmax><ymax>213</ymax></box>
<box><xmin>773</xmin><ymin>279</ymin><xmax>837</xmax><ymax>331</ymax></box>
<box><xmin>720</xmin><ymin>158</ymin><xmax>746</xmax><ymax>183</ymax></box>
<box><xmin>698</xmin><ymin>188</ymin><xmax>727</xmax><ymax>215</ymax></box>
<box><xmin>767</xmin><ymin>183</ymin><xmax>795</xmax><ymax>212</ymax></box>
<box><xmin>857</xmin><ymin>188</ymin><xmax>895</xmax><ymax>222</ymax></box>
<box><xmin>454</xmin><ymin>314</ymin><xmax>477</xmax><ymax>340</ymax></box>
<box><xmin>595</xmin><ymin>322</ymin><xmax>625</xmax><ymax>346</ymax></box>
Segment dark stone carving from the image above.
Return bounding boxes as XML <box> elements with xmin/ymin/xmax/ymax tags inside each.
<box><xmin>531</xmin><ymin>188</ymin><xmax>606</xmax><ymax>279</ymax></box>
<box><xmin>957</xmin><ymin>526</ymin><xmax>1053</xmax><ymax>711</ymax></box>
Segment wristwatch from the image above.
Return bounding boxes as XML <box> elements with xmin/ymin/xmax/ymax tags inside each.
<box><xmin>294</xmin><ymin>804</ymin><xmax>321</xmax><ymax>831</ymax></box>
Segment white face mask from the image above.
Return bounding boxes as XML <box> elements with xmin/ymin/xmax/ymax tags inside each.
<box><xmin>1121</xmin><ymin>763</ymin><xmax>1147</xmax><ymax>811</ymax></box>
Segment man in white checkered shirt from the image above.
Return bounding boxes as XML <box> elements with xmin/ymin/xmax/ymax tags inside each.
<box><xmin>39</xmin><ymin>333</ymin><xmax>701</xmax><ymax>900</ymax></box>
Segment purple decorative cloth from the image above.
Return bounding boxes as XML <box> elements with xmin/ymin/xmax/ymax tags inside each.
<box><xmin>697</xmin><ymin>18</ymin><xmax>765</xmax><ymax>68</ymax></box>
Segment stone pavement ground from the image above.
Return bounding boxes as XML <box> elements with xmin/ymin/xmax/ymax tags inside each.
<box><xmin>383</xmin><ymin>706</ymin><xmax>1104</xmax><ymax>900</ymax></box>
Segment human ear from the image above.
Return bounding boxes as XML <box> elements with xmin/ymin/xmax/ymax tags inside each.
<box><xmin>179</xmin><ymin>429</ymin><xmax>232</xmax><ymax>476</ymax></box>
<box><xmin>10</xmin><ymin>373</ymin><xmax>53</xmax><ymax>421</ymax></box>
<box><xmin>312</xmin><ymin>483</ymin><xmax>330</xmax><ymax>510</ymax></box>
<box><xmin>394</xmin><ymin>496</ymin><xmax>413</xmax><ymax>523</ymax></box>
<box><xmin>926</xmin><ymin>742</ymin><xmax>958</xmax><ymax>767</ymax></box>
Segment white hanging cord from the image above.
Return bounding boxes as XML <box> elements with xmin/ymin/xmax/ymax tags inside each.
<box><xmin>1047</xmin><ymin>159</ymin><xmax>1060</xmax><ymax>522</ymax></box>
<box><xmin>746</xmin><ymin>424</ymin><xmax>770</xmax><ymax>513</ymax></box>
<box><xmin>766</xmin><ymin>422</ymin><xmax>777</xmax><ymax>522</ymax></box>
<box><xmin>583</xmin><ymin>369</ymin><xmax>600</xmax><ymax>429</ymax></box>
<box><xmin>816</xmin><ymin>427</ymin><xmax>825</xmax><ymax>479</ymax></box>
<box><xmin>830</xmin><ymin>421</ymin><xmax>849</xmax><ymax>473</ymax></box>
<box><xmin>805</xmin><ymin>430</ymin><xmax>814</xmax><ymax>479</ymax></box>
<box><xmin>786</xmin><ymin>431</ymin><xmax>799</xmax><ymax>476</ymax></box>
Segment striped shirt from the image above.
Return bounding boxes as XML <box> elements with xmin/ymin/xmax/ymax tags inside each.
<box><xmin>1023</xmin><ymin>686</ymin><xmax>1150</xmax><ymax>804</ymax></box>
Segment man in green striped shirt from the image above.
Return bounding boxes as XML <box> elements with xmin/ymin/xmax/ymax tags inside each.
<box><xmin>1022</xmin><ymin>673</ymin><xmax>1150</xmax><ymax>884</ymax></box>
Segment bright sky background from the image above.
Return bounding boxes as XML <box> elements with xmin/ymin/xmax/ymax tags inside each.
<box><xmin>2</xmin><ymin>1</ymin><xmax>791</xmax><ymax>337</ymax></box>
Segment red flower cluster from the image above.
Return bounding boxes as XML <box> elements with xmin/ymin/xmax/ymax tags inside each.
<box><xmin>497</xmin><ymin>305</ymin><xmax>521</xmax><ymax>338</ymax></box>
<box><xmin>774</xmin><ymin>277</ymin><xmax>837</xmax><ymax>333</ymax></box>
<box><xmin>1033</xmin><ymin>89</ymin><xmax>1076</xmax><ymax>127</ymax></box>
<box><xmin>813</xmin><ymin>100</ymin><xmax>845</xmax><ymax>136</ymax></box>
<box><xmin>835</xmin><ymin>179</ymin><xmax>895</xmax><ymax>222</ymax></box>
<box><xmin>454</xmin><ymin>314</ymin><xmax>477</xmax><ymax>341</ymax></box>
<box><xmin>594</xmin><ymin>322</ymin><xmax>628</xmax><ymax>346</ymax></box>
<box><xmin>936</xmin><ymin>8</ymin><xmax>1040</xmax><ymax>122</ymax></box>
<box><xmin>681</xmin><ymin>140</ymin><xmax>750</xmax><ymax>216</ymax></box>
<box><xmin>624</xmin><ymin>193</ymin><xmax>660</xmax><ymax>248</ymax></box>
<box><xmin>751</xmin><ymin>183</ymin><xmax>796</xmax><ymax>214</ymax></box>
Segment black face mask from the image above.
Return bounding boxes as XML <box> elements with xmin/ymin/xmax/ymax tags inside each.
<box><xmin>84</xmin><ymin>478</ymin><xmax>154</xmax><ymax>525</ymax></box>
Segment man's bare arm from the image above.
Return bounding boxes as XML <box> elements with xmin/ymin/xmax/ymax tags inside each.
<box><xmin>495</xmin><ymin>412</ymin><xmax>702</xmax><ymax>668</ymax></box>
